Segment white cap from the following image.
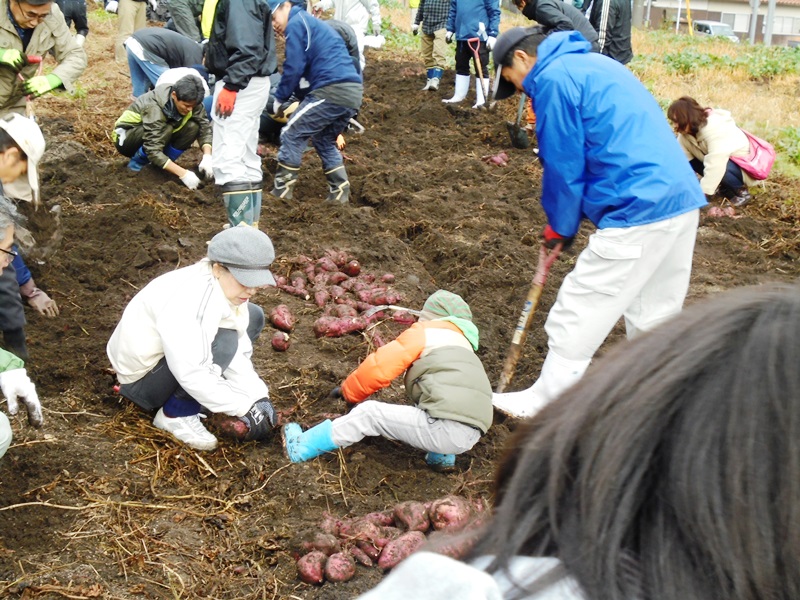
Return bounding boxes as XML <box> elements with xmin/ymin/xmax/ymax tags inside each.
<box><xmin>0</xmin><ymin>114</ymin><xmax>45</xmax><ymax>202</ymax></box>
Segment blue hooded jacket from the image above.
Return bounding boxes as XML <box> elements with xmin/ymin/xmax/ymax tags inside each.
<box><xmin>524</xmin><ymin>32</ymin><xmax>706</xmax><ymax>237</ymax></box>
<box><xmin>274</xmin><ymin>6</ymin><xmax>362</xmax><ymax>103</ymax></box>
<box><xmin>446</xmin><ymin>0</ymin><xmax>500</xmax><ymax>41</ymax></box>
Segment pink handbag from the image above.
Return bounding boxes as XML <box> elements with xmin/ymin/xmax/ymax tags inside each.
<box><xmin>730</xmin><ymin>129</ymin><xmax>775</xmax><ymax>180</ymax></box>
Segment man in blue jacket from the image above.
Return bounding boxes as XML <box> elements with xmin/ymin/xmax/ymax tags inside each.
<box><xmin>267</xmin><ymin>0</ymin><xmax>363</xmax><ymax>203</ymax></box>
<box><xmin>491</xmin><ymin>28</ymin><xmax>706</xmax><ymax>419</ymax></box>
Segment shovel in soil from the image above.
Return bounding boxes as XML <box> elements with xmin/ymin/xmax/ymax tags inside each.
<box><xmin>362</xmin><ymin>304</ymin><xmax>422</xmax><ymax>319</ymax></box>
<box><xmin>507</xmin><ymin>93</ymin><xmax>530</xmax><ymax>150</ymax></box>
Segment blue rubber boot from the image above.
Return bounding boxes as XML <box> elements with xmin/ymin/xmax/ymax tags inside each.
<box><xmin>164</xmin><ymin>145</ymin><xmax>184</xmax><ymax>162</ymax></box>
<box><xmin>283</xmin><ymin>419</ymin><xmax>338</xmax><ymax>463</ymax></box>
<box><xmin>425</xmin><ymin>452</ymin><xmax>455</xmax><ymax>472</ymax></box>
<box><xmin>127</xmin><ymin>147</ymin><xmax>149</xmax><ymax>172</ymax></box>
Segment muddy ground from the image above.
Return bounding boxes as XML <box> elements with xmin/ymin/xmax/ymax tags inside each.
<box><xmin>0</xmin><ymin>24</ymin><xmax>798</xmax><ymax>600</ymax></box>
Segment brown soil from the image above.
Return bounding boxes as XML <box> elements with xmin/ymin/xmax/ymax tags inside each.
<box><xmin>1</xmin><ymin>23</ymin><xmax>798</xmax><ymax>600</ymax></box>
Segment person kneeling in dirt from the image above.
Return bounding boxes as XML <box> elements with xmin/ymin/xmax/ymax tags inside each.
<box><xmin>111</xmin><ymin>75</ymin><xmax>212</xmax><ymax>190</ymax></box>
<box><xmin>283</xmin><ymin>290</ymin><xmax>493</xmax><ymax>471</ymax></box>
<box><xmin>268</xmin><ymin>0</ymin><xmax>363</xmax><ymax>204</ymax></box>
<box><xmin>0</xmin><ymin>194</ymin><xmax>43</xmax><ymax>460</ymax></box>
<box><xmin>106</xmin><ymin>226</ymin><xmax>279</xmax><ymax>451</ymax></box>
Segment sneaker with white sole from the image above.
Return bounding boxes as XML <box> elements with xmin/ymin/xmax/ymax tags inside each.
<box><xmin>153</xmin><ymin>408</ymin><xmax>218</xmax><ymax>451</ymax></box>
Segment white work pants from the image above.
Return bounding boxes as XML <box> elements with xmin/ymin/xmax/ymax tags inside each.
<box><xmin>211</xmin><ymin>77</ymin><xmax>270</xmax><ymax>186</ymax></box>
<box><xmin>331</xmin><ymin>400</ymin><xmax>481</xmax><ymax>455</ymax></box>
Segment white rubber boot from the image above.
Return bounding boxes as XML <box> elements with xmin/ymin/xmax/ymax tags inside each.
<box><xmin>472</xmin><ymin>78</ymin><xmax>490</xmax><ymax>108</ymax></box>
<box><xmin>492</xmin><ymin>350</ymin><xmax>591</xmax><ymax>419</ymax></box>
<box><xmin>443</xmin><ymin>74</ymin><xmax>470</xmax><ymax>104</ymax></box>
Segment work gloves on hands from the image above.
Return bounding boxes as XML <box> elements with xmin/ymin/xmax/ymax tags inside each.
<box><xmin>411</xmin><ymin>23</ymin><xmax>419</xmax><ymax>35</ymax></box>
<box><xmin>19</xmin><ymin>280</ymin><xmax>59</xmax><ymax>318</ymax></box>
<box><xmin>198</xmin><ymin>154</ymin><xmax>213</xmax><ymax>180</ymax></box>
<box><xmin>542</xmin><ymin>224</ymin><xmax>573</xmax><ymax>250</ymax></box>
<box><xmin>179</xmin><ymin>170</ymin><xmax>201</xmax><ymax>190</ymax></box>
<box><xmin>215</xmin><ymin>87</ymin><xmax>237</xmax><ymax>118</ymax></box>
<box><xmin>445</xmin><ymin>31</ymin><xmax>454</xmax><ymax>43</ymax></box>
<box><xmin>0</xmin><ymin>368</ymin><xmax>43</xmax><ymax>428</ymax></box>
<box><xmin>22</xmin><ymin>74</ymin><xmax>61</xmax><ymax>98</ymax></box>
<box><xmin>0</xmin><ymin>48</ymin><xmax>26</xmax><ymax>72</ymax></box>
<box><xmin>238</xmin><ymin>398</ymin><xmax>276</xmax><ymax>441</ymax></box>
<box><xmin>270</xmin><ymin>99</ymin><xmax>295</xmax><ymax>120</ymax></box>
<box><xmin>486</xmin><ymin>36</ymin><xmax>496</xmax><ymax>50</ymax></box>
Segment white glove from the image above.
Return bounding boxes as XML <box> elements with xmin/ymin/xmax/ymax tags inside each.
<box><xmin>312</xmin><ymin>1</ymin><xmax>323</xmax><ymax>15</ymax></box>
<box><xmin>198</xmin><ymin>154</ymin><xmax>213</xmax><ymax>180</ymax></box>
<box><xmin>76</xmin><ymin>34</ymin><xmax>86</xmax><ymax>47</ymax></box>
<box><xmin>487</xmin><ymin>36</ymin><xmax>496</xmax><ymax>50</ymax></box>
<box><xmin>179</xmin><ymin>170</ymin><xmax>201</xmax><ymax>190</ymax></box>
<box><xmin>445</xmin><ymin>31</ymin><xmax>454</xmax><ymax>43</ymax></box>
<box><xmin>271</xmin><ymin>98</ymin><xmax>282</xmax><ymax>116</ymax></box>
<box><xmin>148</xmin><ymin>0</ymin><xmax>158</xmax><ymax>10</ymax></box>
<box><xmin>411</xmin><ymin>23</ymin><xmax>419</xmax><ymax>35</ymax></box>
<box><xmin>0</xmin><ymin>368</ymin><xmax>43</xmax><ymax>428</ymax></box>
<box><xmin>106</xmin><ymin>0</ymin><xmax>118</xmax><ymax>12</ymax></box>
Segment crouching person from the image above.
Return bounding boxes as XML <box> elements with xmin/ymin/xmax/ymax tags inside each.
<box><xmin>283</xmin><ymin>290</ymin><xmax>492</xmax><ymax>471</ymax></box>
<box><xmin>107</xmin><ymin>226</ymin><xmax>278</xmax><ymax>451</ymax></box>
<box><xmin>112</xmin><ymin>75</ymin><xmax>213</xmax><ymax>190</ymax></box>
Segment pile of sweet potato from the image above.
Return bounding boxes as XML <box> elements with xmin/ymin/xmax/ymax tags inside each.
<box><xmin>272</xmin><ymin>250</ymin><xmax>416</xmax><ymax>344</ymax></box>
<box><xmin>293</xmin><ymin>495</ymin><xmax>487</xmax><ymax>585</ymax></box>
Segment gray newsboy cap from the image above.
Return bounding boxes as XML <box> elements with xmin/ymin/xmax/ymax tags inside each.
<box><xmin>492</xmin><ymin>26</ymin><xmax>549</xmax><ymax>100</ymax></box>
<box><xmin>207</xmin><ymin>225</ymin><xmax>276</xmax><ymax>288</ymax></box>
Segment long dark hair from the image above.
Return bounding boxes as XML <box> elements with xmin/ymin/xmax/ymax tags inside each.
<box><xmin>467</xmin><ymin>283</ymin><xmax>800</xmax><ymax>600</ymax></box>
<box><xmin>667</xmin><ymin>96</ymin><xmax>710</xmax><ymax>136</ymax></box>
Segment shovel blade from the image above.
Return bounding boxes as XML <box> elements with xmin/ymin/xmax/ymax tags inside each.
<box><xmin>506</xmin><ymin>121</ymin><xmax>530</xmax><ymax>149</ymax></box>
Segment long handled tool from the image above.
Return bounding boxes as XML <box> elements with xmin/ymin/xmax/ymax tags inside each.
<box><xmin>496</xmin><ymin>244</ymin><xmax>562</xmax><ymax>393</ymax></box>
<box><xmin>507</xmin><ymin>93</ymin><xmax>530</xmax><ymax>149</ymax></box>
<box><xmin>467</xmin><ymin>37</ymin><xmax>491</xmax><ymax>109</ymax></box>
<box><xmin>18</xmin><ymin>55</ymin><xmax>43</xmax><ymax>119</ymax></box>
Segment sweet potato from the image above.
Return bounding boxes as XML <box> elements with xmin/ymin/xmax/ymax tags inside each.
<box><xmin>299</xmin><ymin>531</ymin><xmax>341</xmax><ymax>556</ymax></box>
<box><xmin>297</xmin><ymin>550</ymin><xmax>327</xmax><ymax>584</ymax></box>
<box><xmin>329</xmin><ymin>285</ymin><xmax>346</xmax><ymax>299</ymax></box>
<box><xmin>370</xmin><ymin>291</ymin><xmax>402</xmax><ymax>306</ymax></box>
<box><xmin>334</xmin><ymin>297</ymin><xmax>358</xmax><ymax>308</ymax></box>
<box><xmin>274</xmin><ymin>275</ymin><xmax>288</xmax><ymax>286</ymax></box>
<box><xmin>377</xmin><ymin>531</ymin><xmax>426</xmax><ymax>570</ymax></box>
<box><xmin>324</xmin><ymin>249</ymin><xmax>350</xmax><ymax>268</ymax></box>
<box><xmin>314</xmin><ymin>290</ymin><xmax>331</xmax><ymax>308</ymax></box>
<box><xmin>338</xmin><ymin>519</ymin><xmax>382</xmax><ymax>543</ymax></box>
<box><xmin>393</xmin><ymin>501</ymin><xmax>430</xmax><ymax>532</ymax></box>
<box><xmin>426</xmin><ymin>529</ymin><xmax>479</xmax><ymax>560</ymax></box>
<box><xmin>313</xmin><ymin>316</ymin><xmax>367</xmax><ymax>338</ymax></box>
<box><xmin>369</xmin><ymin>330</ymin><xmax>386</xmax><ymax>348</ymax></box>
<box><xmin>319</xmin><ymin>512</ymin><xmax>341</xmax><ymax>536</ymax></box>
<box><xmin>271</xmin><ymin>331</ymin><xmax>290</xmax><ymax>352</ymax></box>
<box><xmin>333</xmin><ymin>304</ymin><xmax>358</xmax><ymax>318</ymax></box>
<box><xmin>328</xmin><ymin>272</ymin><xmax>349</xmax><ymax>285</ymax></box>
<box><xmin>356</xmin><ymin>539</ymin><xmax>381</xmax><ymax>561</ymax></box>
<box><xmin>429</xmin><ymin>495</ymin><xmax>473</xmax><ymax>532</ymax></box>
<box><xmin>278</xmin><ymin>284</ymin><xmax>310</xmax><ymax>301</ymax></box>
<box><xmin>360</xmin><ymin>273</ymin><xmax>376</xmax><ymax>284</ymax></box>
<box><xmin>349</xmin><ymin>544</ymin><xmax>374</xmax><ymax>567</ymax></box>
<box><xmin>342</xmin><ymin>260</ymin><xmax>361</xmax><ymax>277</ymax></box>
<box><xmin>392</xmin><ymin>312</ymin><xmax>417</xmax><ymax>325</ymax></box>
<box><xmin>316</xmin><ymin>256</ymin><xmax>340</xmax><ymax>272</ymax></box>
<box><xmin>270</xmin><ymin>304</ymin><xmax>295</xmax><ymax>332</ymax></box>
<box><xmin>362</xmin><ymin>511</ymin><xmax>395</xmax><ymax>527</ymax></box>
<box><xmin>380</xmin><ymin>273</ymin><xmax>396</xmax><ymax>284</ymax></box>
<box><xmin>324</xmin><ymin>552</ymin><xmax>356</xmax><ymax>583</ymax></box>
<box><xmin>291</xmin><ymin>276</ymin><xmax>307</xmax><ymax>290</ymax></box>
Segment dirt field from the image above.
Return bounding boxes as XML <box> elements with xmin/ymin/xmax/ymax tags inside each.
<box><xmin>0</xmin><ymin>13</ymin><xmax>798</xmax><ymax>600</ymax></box>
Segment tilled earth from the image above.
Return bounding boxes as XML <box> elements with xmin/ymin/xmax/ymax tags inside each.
<box><xmin>0</xmin><ymin>30</ymin><xmax>798</xmax><ymax>600</ymax></box>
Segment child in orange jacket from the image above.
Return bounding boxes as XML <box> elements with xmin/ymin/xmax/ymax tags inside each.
<box><xmin>283</xmin><ymin>290</ymin><xmax>493</xmax><ymax>470</ymax></box>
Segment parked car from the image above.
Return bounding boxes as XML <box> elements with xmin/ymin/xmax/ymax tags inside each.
<box><xmin>693</xmin><ymin>20</ymin><xmax>740</xmax><ymax>43</ymax></box>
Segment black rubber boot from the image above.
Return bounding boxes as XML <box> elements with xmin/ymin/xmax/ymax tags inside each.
<box><xmin>324</xmin><ymin>165</ymin><xmax>350</xmax><ymax>204</ymax></box>
<box><xmin>271</xmin><ymin>163</ymin><xmax>300</xmax><ymax>200</ymax></box>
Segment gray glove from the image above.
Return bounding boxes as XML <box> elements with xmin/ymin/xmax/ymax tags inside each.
<box><xmin>239</xmin><ymin>399</ymin><xmax>276</xmax><ymax>441</ymax></box>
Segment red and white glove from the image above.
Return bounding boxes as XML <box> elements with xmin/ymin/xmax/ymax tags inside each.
<box><xmin>215</xmin><ymin>87</ymin><xmax>237</xmax><ymax>118</ymax></box>
<box><xmin>0</xmin><ymin>368</ymin><xmax>43</xmax><ymax>428</ymax></box>
<box><xmin>541</xmin><ymin>224</ymin><xmax>574</xmax><ymax>250</ymax></box>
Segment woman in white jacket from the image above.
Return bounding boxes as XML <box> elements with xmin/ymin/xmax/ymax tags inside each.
<box><xmin>360</xmin><ymin>283</ymin><xmax>800</xmax><ymax>599</ymax></box>
<box><xmin>668</xmin><ymin>96</ymin><xmax>755</xmax><ymax>207</ymax></box>
<box><xmin>312</xmin><ymin>0</ymin><xmax>383</xmax><ymax>70</ymax></box>
<box><xmin>107</xmin><ymin>226</ymin><xmax>277</xmax><ymax>451</ymax></box>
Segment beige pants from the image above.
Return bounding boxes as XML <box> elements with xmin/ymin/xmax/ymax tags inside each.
<box><xmin>420</xmin><ymin>29</ymin><xmax>448</xmax><ymax>70</ymax></box>
<box><xmin>116</xmin><ymin>0</ymin><xmax>147</xmax><ymax>63</ymax></box>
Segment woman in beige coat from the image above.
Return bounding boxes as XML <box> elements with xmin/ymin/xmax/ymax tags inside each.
<box><xmin>668</xmin><ymin>96</ymin><xmax>755</xmax><ymax>207</ymax></box>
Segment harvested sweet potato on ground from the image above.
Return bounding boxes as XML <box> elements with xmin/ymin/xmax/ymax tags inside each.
<box><xmin>342</xmin><ymin>260</ymin><xmax>361</xmax><ymax>277</ymax></box>
<box><xmin>274</xmin><ymin>275</ymin><xmax>288</xmax><ymax>286</ymax></box>
<box><xmin>271</xmin><ymin>331</ymin><xmax>290</xmax><ymax>352</ymax></box>
<box><xmin>270</xmin><ymin>305</ymin><xmax>295</xmax><ymax>332</ymax></box>
<box><xmin>319</xmin><ymin>512</ymin><xmax>341</xmax><ymax>536</ymax></box>
<box><xmin>392</xmin><ymin>312</ymin><xmax>417</xmax><ymax>325</ymax></box>
<box><xmin>313</xmin><ymin>316</ymin><xmax>367</xmax><ymax>338</ymax></box>
<box><xmin>356</xmin><ymin>539</ymin><xmax>381</xmax><ymax>561</ymax></box>
<box><xmin>314</xmin><ymin>290</ymin><xmax>330</xmax><ymax>308</ymax></box>
<box><xmin>297</xmin><ymin>550</ymin><xmax>327</xmax><ymax>584</ymax></box>
<box><xmin>316</xmin><ymin>256</ymin><xmax>339</xmax><ymax>272</ymax></box>
<box><xmin>328</xmin><ymin>271</ymin><xmax>349</xmax><ymax>285</ymax></box>
<box><xmin>349</xmin><ymin>544</ymin><xmax>373</xmax><ymax>567</ymax></box>
<box><xmin>380</xmin><ymin>273</ymin><xmax>395</xmax><ymax>284</ymax></box>
<box><xmin>369</xmin><ymin>330</ymin><xmax>386</xmax><ymax>348</ymax></box>
<box><xmin>291</xmin><ymin>276</ymin><xmax>306</xmax><ymax>290</ymax></box>
<box><xmin>324</xmin><ymin>249</ymin><xmax>350</xmax><ymax>268</ymax></box>
<box><xmin>377</xmin><ymin>531</ymin><xmax>426</xmax><ymax>569</ymax></box>
<box><xmin>333</xmin><ymin>304</ymin><xmax>358</xmax><ymax>318</ymax></box>
<box><xmin>278</xmin><ymin>284</ymin><xmax>310</xmax><ymax>301</ymax></box>
<box><xmin>324</xmin><ymin>552</ymin><xmax>356</xmax><ymax>583</ymax></box>
<box><xmin>426</xmin><ymin>529</ymin><xmax>479</xmax><ymax>560</ymax></box>
<box><xmin>329</xmin><ymin>285</ymin><xmax>346</xmax><ymax>299</ymax></box>
<box><xmin>429</xmin><ymin>495</ymin><xmax>473</xmax><ymax>532</ymax></box>
<box><xmin>299</xmin><ymin>531</ymin><xmax>341</xmax><ymax>556</ymax></box>
<box><xmin>362</xmin><ymin>511</ymin><xmax>395</xmax><ymax>527</ymax></box>
<box><xmin>393</xmin><ymin>501</ymin><xmax>430</xmax><ymax>532</ymax></box>
<box><xmin>338</xmin><ymin>519</ymin><xmax>382</xmax><ymax>544</ymax></box>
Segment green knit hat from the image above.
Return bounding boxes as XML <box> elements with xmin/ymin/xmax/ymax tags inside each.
<box><xmin>421</xmin><ymin>290</ymin><xmax>472</xmax><ymax>321</ymax></box>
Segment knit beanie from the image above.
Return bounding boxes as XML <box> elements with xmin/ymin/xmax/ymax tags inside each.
<box><xmin>420</xmin><ymin>290</ymin><xmax>473</xmax><ymax>322</ymax></box>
